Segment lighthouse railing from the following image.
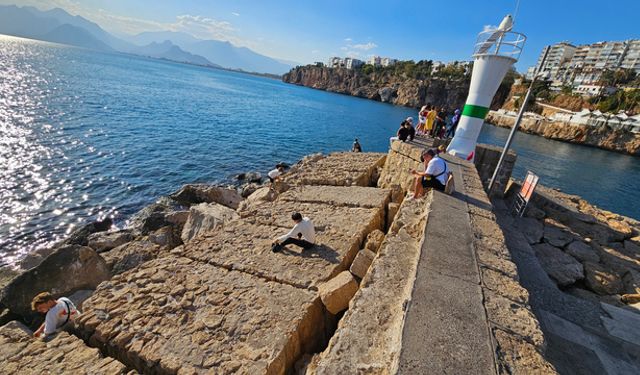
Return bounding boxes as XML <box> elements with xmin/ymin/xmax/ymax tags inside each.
<box><xmin>472</xmin><ymin>30</ymin><xmax>526</xmax><ymax>60</ymax></box>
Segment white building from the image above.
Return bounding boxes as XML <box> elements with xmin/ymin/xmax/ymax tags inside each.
<box><xmin>344</xmin><ymin>57</ymin><xmax>364</xmax><ymax>69</ymax></box>
<box><xmin>328</xmin><ymin>57</ymin><xmax>343</xmax><ymax>68</ymax></box>
<box><xmin>534</xmin><ymin>42</ymin><xmax>576</xmax><ymax>82</ymax></box>
<box><xmin>573</xmin><ymin>85</ymin><xmax>617</xmax><ymax>96</ymax></box>
<box><xmin>381</xmin><ymin>57</ymin><xmax>398</xmax><ymax>67</ymax></box>
<box><xmin>368</xmin><ymin>56</ymin><xmax>382</xmax><ymax>67</ymax></box>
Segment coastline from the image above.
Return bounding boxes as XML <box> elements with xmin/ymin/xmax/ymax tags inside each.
<box><xmin>485</xmin><ymin>110</ymin><xmax>640</xmax><ymax>156</ymax></box>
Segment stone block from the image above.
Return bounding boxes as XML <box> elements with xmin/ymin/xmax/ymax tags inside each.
<box><xmin>623</xmin><ymin>269</ymin><xmax>640</xmax><ymax>294</ymax></box>
<box><xmin>246</xmin><ymin>186</ymin><xmax>278</xmax><ymax>204</ymax></box>
<box><xmin>583</xmin><ymin>262</ymin><xmax>624</xmax><ymax>295</ymax></box>
<box><xmin>387</xmin><ymin>202</ymin><xmax>400</xmax><ymax>231</ymax></box>
<box><xmin>0</xmin><ymin>321</ymin><xmax>128</xmax><ymax>374</ymax></box>
<box><xmin>181</xmin><ymin>202</ymin><xmax>239</xmax><ymax>243</ymax></box>
<box><xmin>533</xmin><ymin>243</ymin><xmax>584</xmax><ymax>287</ymax></box>
<box><xmin>77</xmin><ymin>256</ymin><xmax>326</xmax><ymax>374</ymax></box>
<box><xmin>543</xmin><ymin>222</ymin><xmax>574</xmax><ymax>248</ymax></box>
<box><xmin>350</xmin><ymin>249</ymin><xmax>376</xmax><ymax>279</ymax></box>
<box><xmin>278</xmin><ymin>185</ymin><xmax>390</xmax><ymax>209</ymax></box>
<box><xmin>149</xmin><ymin>225</ymin><xmax>182</xmax><ymax>249</ymax></box>
<box><xmin>318</xmin><ymin>271</ymin><xmax>359</xmax><ymax>314</ymax></box>
<box><xmin>87</xmin><ymin>230</ymin><xmax>134</xmax><ymax>252</ymax></box>
<box><xmin>566</xmin><ymin>241</ymin><xmax>600</xmax><ymax>263</ymax></box>
<box><xmin>484</xmin><ymin>291</ymin><xmax>544</xmax><ymax>347</ymax></box>
<box><xmin>1</xmin><ymin>245</ymin><xmax>109</xmax><ymax>317</ymax></box>
<box><xmin>364</xmin><ymin>229</ymin><xmax>385</xmax><ymax>252</ymax></box>
<box><xmin>165</xmin><ymin>210</ymin><xmax>189</xmax><ymax>226</ymax></box>
<box><xmin>481</xmin><ymin>267</ymin><xmax>528</xmax><ymax>304</ymax></box>
<box><xmin>100</xmin><ymin>239</ymin><xmax>161</xmax><ymax>275</ymax></box>
<box><xmin>169</xmin><ymin>184</ymin><xmax>243</xmax><ymax>209</ymax></box>
<box><xmin>514</xmin><ymin>217</ymin><xmax>544</xmax><ymax>245</ymax></box>
<box><xmin>493</xmin><ymin>329</ymin><xmax>556</xmax><ymax>374</ymax></box>
<box><xmin>284</xmin><ymin>152</ymin><xmax>386</xmax><ymax>187</ymax></box>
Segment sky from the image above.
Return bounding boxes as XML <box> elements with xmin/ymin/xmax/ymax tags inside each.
<box><xmin>4</xmin><ymin>0</ymin><xmax>640</xmax><ymax>71</ymax></box>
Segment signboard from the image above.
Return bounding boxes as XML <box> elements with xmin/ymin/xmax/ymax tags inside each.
<box><xmin>513</xmin><ymin>171</ymin><xmax>539</xmax><ymax>217</ymax></box>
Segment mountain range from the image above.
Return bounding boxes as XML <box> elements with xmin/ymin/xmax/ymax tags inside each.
<box><xmin>0</xmin><ymin>5</ymin><xmax>292</xmax><ymax>75</ymax></box>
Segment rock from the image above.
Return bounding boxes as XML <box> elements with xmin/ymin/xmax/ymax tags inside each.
<box><xmin>63</xmin><ymin>217</ymin><xmax>113</xmax><ymax>246</ymax></box>
<box><xmin>515</xmin><ymin>217</ymin><xmax>544</xmax><ymax>245</ymax></box>
<box><xmin>246</xmin><ymin>186</ymin><xmax>277</xmax><ymax>204</ymax></box>
<box><xmin>0</xmin><ymin>245</ymin><xmax>109</xmax><ymax>317</ymax></box>
<box><xmin>378</xmin><ymin>87</ymin><xmax>396</xmax><ymax>103</ymax></box>
<box><xmin>318</xmin><ymin>271</ymin><xmax>359</xmax><ymax>314</ymax></box>
<box><xmin>533</xmin><ymin>243</ymin><xmax>584</xmax><ymax>287</ymax></box>
<box><xmin>100</xmin><ymin>240</ymin><xmax>161</xmax><ymax>275</ymax></box>
<box><xmin>624</xmin><ymin>239</ymin><xmax>640</xmax><ymax>255</ymax></box>
<box><xmin>364</xmin><ymin>230</ymin><xmax>385</xmax><ymax>253</ymax></box>
<box><xmin>583</xmin><ymin>262</ymin><xmax>624</xmax><ymax>295</ymax></box>
<box><xmin>128</xmin><ymin>203</ymin><xmax>171</xmax><ymax>235</ymax></box>
<box><xmin>169</xmin><ymin>184</ymin><xmax>243</xmax><ymax>209</ymax></box>
<box><xmin>565</xmin><ymin>241</ymin><xmax>600</xmax><ymax>263</ymax></box>
<box><xmin>87</xmin><ymin>230</ymin><xmax>134</xmax><ymax>253</ymax></box>
<box><xmin>181</xmin><ymin>203</ymin><xmax>240</xmax><ymax>243</ymax></box>
<box><xmin>524</xmin><ymin>205</ymin><xmax>546</xmax><ymax>220</ymax></box>
<box><xmin>67</xmin><ymin>289</ymin><xmax>94</xmax><ymax>311</ymax></box>
<box><xmin>543</xmin><ymin>223</ymin><xmax>574</xmax><ymax>247</ymax></box>
<box><xmin>350</xmin><ymin>249</ymin><xmax>376</xmax><ymax>279</ymax></box>
<box><xmin>242</xmin><ymin>172</ymin><xmax>262</xmax><ymax>183</ymax></box>
<box><xmin>622</xmin><ymin>293</ymin><xmax>640</xmax><ymax>304</ymax></box>
<box><xmin>622</xmin><ymin>269</ymin><xmax>640</xmax><ymax>295</ymax></box>
<box><xmin>241</xmin><ymin>183</ymin><xmax>261</xmax><ymax>198</ymax></box>
<box><xmin>300</xmin><ymin>153</ymin><xmax>324</xmax><ymax>164</ymax></box>
<box><xmin>387</xmin><ymin>202</ymin><xmax>400</xmax><ymax>230</ymax></box>
<box><xmin>165</xmin><ymin>210</ymin><xmax>189</xmax><ymax>227</ymax></box>
<box><xmin>606</xmin><ymin>219</ymin><xmax>634</xmax><ymax>239</ymax></box>
<box><xmin>494</xmin><ymin>329</ymin><xmax>557</xmax><ymax>374</ymax></box>
<box><xmin>149</xmin><ymin>226</ymin><xmax>182</xmax><ymax>249</ymax></box>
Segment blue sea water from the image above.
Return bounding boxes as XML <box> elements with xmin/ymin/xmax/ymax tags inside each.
<box><xmin>1</xmin><ymin>35</ymin><xmax>639</xmax><ymax>265</ymax></box>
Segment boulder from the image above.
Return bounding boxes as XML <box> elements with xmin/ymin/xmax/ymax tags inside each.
<box><xmin>364</xmin><ymin>230</ymin><xmax>385</xmax><ymax>253</ymax></box>
<box><xmin>350</xmin><ymin>249</ymin><xmax>376</xmax><ymax>279</ymax></box>
<box><xmin>165</xmin><ymin>210</ymin><xmax>190</xmax><ymax>227</ymax></box>
<box><xmin>63</xmin><ymin>217</ymin><xmax>113</xmax><ymax>246</ymax></box>
<box><xmin>565</xmin><ymin>241</ymin><xmax>600</xmax><ymax>263</ymax></box>
<box><xmin>515</xmin><ymin>217</ymin><xmax>544</xmax><ymax>245</ymax></box>
<box><xmin>181</xmin><ymin>203</ymin><xmax>240</xmax><ymax>243</ymax></box>
<box><xmin>100</xmin><ymin>240</ymin><xmax>160</xmax><ymax>275</ymax></box>
<box><xmin>543</xmin><ymin>224</ymin><xmax>574</xmax><ymax>247</ymax></box>
<box><xmin>524</xmin><ymin>205</ymin><xmax>546</xmax><ymax>220</ymax></box>
<box><xmin>241</xmin><ymin>183</ymin><xmax>261</xmax><ymax>198</ymax></box>
<box><xmin>128</xmin><ymin>203</ymin><xmax>172</xmax><ymax>235</ymax></box>
<box><xmin>624</xmin><ymin>240</ymin><xmax>640</xmax><ymax>255</ymax></box>
<box><xmin>169</xmin><ymin>184</ymin><xmax>243</xmax><ymax>209</ymax></box>
<box><xmin>87</xmin><ymin>230</ymin><xmax>134</xmax><ymax>253</ymax></box>
<box><xmin>242</xmin><ymin>172</ymin><xmax>262</xmax><ymax>183</ymax></box>
<box><xmin>1</xmin><ymin>245</ymin><xmax>109</xmax><ymax>317</ymax></box>
<box><xmin>622</xmin><ymin>269</ymin><xmax>640</xmax><ymax>295</ymax></box>
<box><xmin>533</xmin><ymin>243</ymin><xmax>584</xmax><ymax>287</ymax></box>
<box><xmin>583</xmin><ymin>262</ymin><xmax>624</xmax><ymax>295</ymax></box>
<box><xmin>67</xmin><ymin>289</ymin><xmax>94</xmax><ymax>311</ymax></box>
<box><xmin>318</xmin><ymin>271</ymin><xmax>359</xmax><ymax>314</ymax></box>
<box><xmin>246</xmin><ymin>187</ymin><xmax>277</xmax><ymax>204</ymax></box>
<box><xmin>606</xmin><ymin>219</ymin><xmax>634</xmax><ymax>239</ymax></box>
<box><xmin>378</xmin><ymin>87</ymin><xmax>396</xmax><ymax>103</ymax></box>
<box><xmin>149</xmin><ymin>226</ymin><xmax>182</xmax><ymax>249</ymax></box>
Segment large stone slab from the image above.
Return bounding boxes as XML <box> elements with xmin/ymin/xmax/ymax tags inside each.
<box><xmin>181</xmin><ymin>202</ymin><xmax>240</xmax><ymax>243</ymax></box>
<box><xmin>0</xmin><ymin>321</ymin><xmax>128</xmax><ymax>374</ymax></box>
<box><xmin>283</xmin><ymin>152</ymin><xmax>385</xmax><ymax>187</ymax></box>
<box><xmin>533</xmin><ymin>243</ymin><xmax>584</xmax><ymax>286</ymax></box>
<box><xmin>77</xmin><ymin>256</ymin><xmax>326</xmax><ymax>374</ymax></box>
<box><xmin>277</xmin><ymin>185</ymin><xmax>391</xmax><ymax>209</ymax></box>
<box><xmin>183</xmin><ymin>220</ymin><xmax>364</xmax><ymax>289</ymax></box>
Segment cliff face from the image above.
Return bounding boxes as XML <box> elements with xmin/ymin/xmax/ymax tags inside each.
<box><xmin>486</xmin><ymin>112</ymin><xmax>640</xmax><ymax>155</ymax></box>
<box><xmin>282</xmin><ymin>66</ymin><xmax>511</xmax><ymax>110</ymax></box>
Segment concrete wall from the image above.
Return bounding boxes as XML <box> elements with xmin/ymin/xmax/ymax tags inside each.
<box><xmin>474</xmin><ymin>143</ymin><xmax>517</xmax><ymax>198</ymax></box>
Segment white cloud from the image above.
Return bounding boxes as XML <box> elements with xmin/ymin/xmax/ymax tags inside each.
<box><xmin>344</xmin><ymin>37</ymin><xmax>352</xmax><ymax>42</ymax></box>
<box><xmin>170</xmin><ymin>14</ymin><xmax>235</xmax><ymax>40</ymax></box>
<box><xmin>231</xmin><ymin>12</ymin><xmax>240</xmax><ymax>16</ymax></box>
<box><xmin>483</xmin><ymin>24</ymin><xmax>497</xmax><ymax>32</ymax></box>
<box><xmin>350</xmin><ymin>42</ymin><xmax>377</xmax><ymax>51</ymax></box>
<box><xmin>311</xmin><ymin>50</ymin><xmax>320</xmax><ymax>54</ymax></box>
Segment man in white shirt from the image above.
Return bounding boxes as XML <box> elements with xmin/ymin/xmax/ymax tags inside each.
<box><xmin>410</xmin><ymin>148</ymin><xmax>448</xmax><ymax>198</ymax></box>
<box><xmin>31</xmin><ymin>292</ymin><xmax>80</xmax><ymax>338</ymax></box>
<box><xmin>268</xmin><ymin>165</ymin><xmax>285</xmax><ymax>183</ymax></box>
<box><xmin>272</xmin><ymin>212</ymin><xmax>316</xmax><ymax>252</ymax></box>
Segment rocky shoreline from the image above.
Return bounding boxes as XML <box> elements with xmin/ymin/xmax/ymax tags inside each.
<box><xmin>486</xmin><ymin>111</ymin><xmax>640</xmax><ymax>156</ymax></box>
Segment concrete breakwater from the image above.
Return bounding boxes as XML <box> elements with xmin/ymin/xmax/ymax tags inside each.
<box><xmin>486</xmin><ymin>111</ymin><xmax>640</xmax><ymax>156</ymax></box>
<box><xmin>0</xmin><ymin>143</ymin><xmax>557</xmax><ymax>374</ymax></box>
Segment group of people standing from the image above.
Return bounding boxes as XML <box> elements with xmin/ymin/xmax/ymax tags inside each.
<box><xmin>416</xmin><ymin>104</ymin><xmax>460</xmax><ymax>139</ymax></box>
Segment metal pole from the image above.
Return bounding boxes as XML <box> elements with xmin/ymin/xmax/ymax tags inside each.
<box><xmin>487</xmin><ymin>46</ymin><xmax>550</xmax><ymax>195</ymax></box>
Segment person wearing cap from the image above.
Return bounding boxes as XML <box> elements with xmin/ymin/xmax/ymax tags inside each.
<box><xmin>31</xmin><ymin>292</ymin><xmax>80</xmax><ymax>338</ymax></box>
<box><xmin>352</xmin><ymin>138</ymin><xmax>362</xmax><ymax>152</ymax></box>
<box><xmin>410</xmin><ymin>148</ymin><xmax>448</xmax><ymax>198</ymax></box>
<box><xmin>389</xmin><ymin>118</ymin><xmax>412</xmax><ymax>146</ymax></box>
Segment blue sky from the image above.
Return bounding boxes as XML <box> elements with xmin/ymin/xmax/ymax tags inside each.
<box><xmin>5</xmin><ymin>0</ymin><xmax>640</xmax><ymax>71</ymax></box>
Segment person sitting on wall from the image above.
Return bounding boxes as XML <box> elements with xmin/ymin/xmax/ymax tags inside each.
<box><xmin>410</xmin><ymin>148</ymin><xmax>448</xmax><ymax>198</ymax></box>
<box><xmin>352</xmin><ymin>138</ymin><xmax>362</xmax><ymax>152</ymax></box>
<box><xmin>31</xmin><ymin>292</ymin><xmax>80</xmax><ymax>338</ymax></box>
<box><xmin>389</xmin><ymin>118</ymin><xmax>413</xmax><ymax>146</ymax></box>
<box><xmin>271</xmin><ymin>212</ymin><xmax>316</xmax><ymax>253</ymax></box>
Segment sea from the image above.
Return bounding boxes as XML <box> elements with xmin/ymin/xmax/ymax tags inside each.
<box><xmin>1</xmin><ymin>35</ymin><xmax>639</xmax><ymax>266</ymax></box>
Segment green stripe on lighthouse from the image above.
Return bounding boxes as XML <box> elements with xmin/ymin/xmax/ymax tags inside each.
<box><xmin>462</xmin><ymin>104</ymin><xmax>489</xmax><ymax>119</ymax></box>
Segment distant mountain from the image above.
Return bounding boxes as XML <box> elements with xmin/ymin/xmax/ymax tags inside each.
<box><xmin>128</xmin><ymin>31</ymin><xmax>292</xmax><ymax>75</ymax></box>
<box><xmin>135</xmin><ymin>40</ymin><xmax>219</xmax><ymax>67</ymax></box>
<box><xmin>0</xmin><ymin>4</ymin><xmax>291</xmax><ymax>75</ymax></box>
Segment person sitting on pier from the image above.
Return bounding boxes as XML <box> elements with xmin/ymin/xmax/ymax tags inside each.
<box><xmin>389</xmin><ymin>119</ymin><xmax>412</xmax><ymax>146</ymax></box>
<box><xmin>410</xmin><ymin>148</ymin><xmax>448</xmax><ymax>198</ymax></box>
<box><xmin>352</xmin><ymin>138</ymin><xmax>362</xmax><ymax>152</ymax></box>
<box><xmin>31</xmin><ymin>292</ymin><xmax>80</xmax><ymax>338</ymax></box>
<box><xmin>271</xmin><ymin>212</ymin><xmax>316</xmax><ymax>253</ymax></box>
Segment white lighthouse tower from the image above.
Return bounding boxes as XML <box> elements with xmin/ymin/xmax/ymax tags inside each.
<box><xmin>447</xmin><ymin>15</ymin><xmax>526</xmax><ymax>159</ymax></box>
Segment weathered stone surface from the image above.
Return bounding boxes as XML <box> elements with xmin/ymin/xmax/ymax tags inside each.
<box><xmin>181</xmin><ymin>202</ymin><xmax>240</xmax><ymax>243</ymax></box>
<box><xmin>284</xmin><ymin>152</ymin><xmax>386</xmax><ymax>187</ymax></box>
<box><xmin>128</xmin><ymin>202</ymin><xmax>172</xmax><ymax>235</ymax></box>
<box><xmin>349</xmin><ymin>249</ymin><xmax>376</xmax><ymax>279</ymax></box>
<box><xmin>246</xmin><ymin>186</ymin><xmax>277</xmax><ymax>204</ymax></box>
<box><xmin>165</xmin><ymin>210</ymin><xmax>189</xmax><ymax>226</ymax></box>
<box><xmin>312</xmin><ymin>196</ymin><xmax>429</xmax><ymax>374</ymax></box>
<box><xmin>481</xmin><ymin>267</ymin><xmax>529</xmax><ymax>304</ymax></box>
<box><xmin>169</xmin><ymin>184</ymin><xmax>243</xmax><ymax>209</ymax></box>
<box><xmin>364</xmin><ymin>229</ymin><xmax>385</xmax><ymax>252</ymax></box>
<box><xmin>63</xmin><ymin>218</ymin><xmax>113</xmax><ymax>246</ymax></box>
<box><xmin>278</xmin><ymin>185</ymin><xmax>390</xmax><ymax>209</ymax></box>
<box><xmin>0</xmin><ymin>321</ymin><xmax>128</xmax><ymax>374</ymax></box>
<box><xmin>387</xmin><ymin>202</ymin><xmax>400</xmax><ymax>230</ymax></box>
<box><xmin>377</xmin><ymin>141</ymin><xmax>424</xmax><ymax>192</ymax></box>
<box><xmin>148</xmin><ymin>226</ymin><xmax>181</xmax><ymax>249</ymax></box>
<box><xmin>566</xmin><ymin>241</ymin><xmax>600</xmax><ymax>263</ymax></box>
<box><xmin>515</xmin><ymin>217</ymin><xmax>544</xmax><ymax>245</ymax></box>
<box><xmin>87</xmin><ymin>230</ymin><xmax>134</xmax><ymax>253</ymax></box>
<box><xmin>623</xmin><ymin>269</ymin><xmax>640</xmax><ymax>294</ymax></box>
<box><xmin>533</xmin><ymin>243</ymin><xmax>584</xmax><ymax>286</ymax></box>
<box><xmin>543</xmin><ymin>222</ymin><xmax>574</xmax><ymax>247</ymax></box>
<box><xmin>484</xmin><ymin>291</ymin><xmax>545</xmax><ymax>347</ymax></box>
<box><xmin>583</xmin><ymin>262</ymin><xmax>624</xmax><ymax>295</ymax></box>
<box><xmin>625</xmin><ymin>239</ymin><xmax>640</xmax><ymax>255</ymax></box>
<box><xmin>1</xmin><ymin>245</ymin><xmax>109</xmax><ymax>317</ymax></box>
<box><xmin>318</xmin><ymin>271</ymin><xmax>359</xmax><ymax>314</ymax></box>
<box><xmin>494</xmin><ymin>328</ymin><xmax>557</xmax><ymax>374</ymax></box>
<box><xmin>100</xmin><ymin>240</ymin><xmax>161</xmax><ymax>275</ymax></box>
<box><xmin>77</xmin><ymin>256</ymin><xmax>325</xmax><ymax>374</ymax></box>
<box><xmin>241</xmin><ymin>182</ymin><xmax>261</xmax><ymax>198</ymax></box>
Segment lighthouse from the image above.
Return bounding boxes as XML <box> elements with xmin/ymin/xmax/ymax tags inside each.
<box><xmin>447</xmin><ymin>15</ymin><xmax>526</xmax><ymax>159</ymax></box>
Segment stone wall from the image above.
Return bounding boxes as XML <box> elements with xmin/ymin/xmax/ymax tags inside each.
<box><xmin>474</xmin><ymin>143</ymin><xmax>517</xmax><ymax>198</ymax></box>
